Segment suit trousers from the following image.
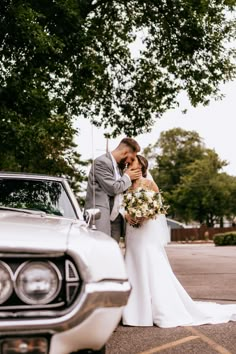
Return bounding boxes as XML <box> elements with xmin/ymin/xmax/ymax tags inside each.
<box><xmin>111</xmin><ymin>213</ymin><xmax>124</xmax><ymax>243</ymax></box>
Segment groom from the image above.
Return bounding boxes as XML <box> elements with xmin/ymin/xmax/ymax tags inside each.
<box><xmin>84</xmin><ymin>137</ymin><xmax>141</xmax><ymax>242</ymax></box>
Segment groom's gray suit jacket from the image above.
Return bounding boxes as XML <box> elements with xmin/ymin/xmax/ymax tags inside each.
<box><xmin>84</xmin><ymin>152</ymin><xmax>132</xmax><ymax>236</ymax></box>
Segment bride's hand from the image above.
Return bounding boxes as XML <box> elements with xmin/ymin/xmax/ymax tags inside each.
<box><xmin>126</xmin><ymin>214</ymin><xmax>139</xmax><ymax>226</ymax></box>
<box><xmin>126</xmin><ymin>214</ymin><xmax>146</xmax><ymax>226</ymax></box>
<box><xmin>136</xmin><ymin>217</ymin><xmax>146</xmax><ymax>225</ymax></box>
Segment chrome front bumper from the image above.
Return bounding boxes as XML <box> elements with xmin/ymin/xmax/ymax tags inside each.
<box><xmin>0</xmin><ymin>280</ymin><xmax>131</xmax><ymax>354</ymax></box>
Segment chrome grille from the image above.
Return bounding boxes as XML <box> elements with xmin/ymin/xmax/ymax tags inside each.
<box><xmin>65</xmin><ymin>260</ymin><xmax>80</xmax><ymax>281</ymax></box>
<box><xmin>65</xmin><ymin>260</ymin><xmax>80</xmax><ymax>303</ymax></box>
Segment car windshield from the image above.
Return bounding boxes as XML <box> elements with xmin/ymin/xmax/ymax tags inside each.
<box><xmin>0</xmin><ymin>178</ymin><xmax>77</xmax><ymax>219</ymax></box>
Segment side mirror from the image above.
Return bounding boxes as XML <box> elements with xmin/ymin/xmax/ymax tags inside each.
<box><xmin>84</xmin><ymin>208</ymin><xmax>101</xmax><ymax>229</ymax></box>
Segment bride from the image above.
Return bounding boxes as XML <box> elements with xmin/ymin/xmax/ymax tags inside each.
<box><xmin>122</xmin><ymin>155</ymin><xmax>236</xmax><ymax>328</ymax></box>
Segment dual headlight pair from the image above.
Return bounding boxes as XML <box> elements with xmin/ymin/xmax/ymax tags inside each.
<box><xmin>0</xmin><ymin>260</ymin><xmax>62</xmax><ymax>305</ymax></box>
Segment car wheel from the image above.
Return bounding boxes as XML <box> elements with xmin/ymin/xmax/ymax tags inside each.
<box><xmin>71</xmin><ymin>346</ymin><xmax>106</xmax><ymax>354</ymax></box>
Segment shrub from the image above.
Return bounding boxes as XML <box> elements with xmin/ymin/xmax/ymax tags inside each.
<box><xmin>213</xmin><ymin>232</ymin><xmax>236</xmax><ymax>246</ymax></box>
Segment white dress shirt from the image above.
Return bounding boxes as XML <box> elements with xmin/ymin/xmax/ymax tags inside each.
<box><xmin>110</xmin><ymin>153</ymin><xmax>129</xmax><ymax>221</ymax></box>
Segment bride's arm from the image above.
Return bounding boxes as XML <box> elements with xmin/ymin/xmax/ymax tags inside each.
<box><xmin>150</xmin><ymin>180</ymin><xmax>159</xmax><ymax>192</ymax></box>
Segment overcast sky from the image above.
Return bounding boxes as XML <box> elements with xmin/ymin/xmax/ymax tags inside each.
<box><xmin>75</xmin><ymin>78</ymin><xmax>236</xmax><ymax>177</ymax></box>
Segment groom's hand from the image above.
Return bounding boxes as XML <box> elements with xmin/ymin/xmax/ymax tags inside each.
<box><xmin>125</xmin><ymin>167</ymin><xmax>142</xmax><ymax>180</ymax></box>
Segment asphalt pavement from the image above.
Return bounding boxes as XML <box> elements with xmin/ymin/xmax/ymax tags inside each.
<box><xmin>107</xmin><ymin>244</ymin><xmax>236</xmax><ymax>354</ymax></box>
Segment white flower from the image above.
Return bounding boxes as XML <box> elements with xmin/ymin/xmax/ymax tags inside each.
<box><xmin>126</xmin><ymin>193</ymin><xmax>132</xmax><ymax>200</ymax></box>
<box><xmin>135</xmin><ymin>192</ymin><xmax>141</xmax><ymax>198</ymax></box>
<box><xmin>123</xmin><ymin>188</ymin><xmax>168</xmax><ymax>228</ymax></box>
<box><xmin>146</xmin><ymin>191</ymin><xmax>155</xmax><ymax>198</ymax></box>
<box><xmin>135</xmin><ymin>210</ymin><xmax>142</xmax><ymax>218</ymax></box>
<box><xmin>153</xmin><ymin>200</ymin><xmax>158</xmax><ymax>207</ymax></box>
<box><xmin>129</xmin><ymin>207</ymin><xmax>136</xmax><ymax>215</ymax></box>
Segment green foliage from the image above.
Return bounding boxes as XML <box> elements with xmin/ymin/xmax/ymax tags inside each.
<box><xmin>173</xmin><ymin>158</ymin><xmax>234</xmax><ymax>225</ymax></box>
<box><xmin>213</xmin><ymin>232</ymin><xmax>236</xmax><ymax>246</ymax></box>
<box><xmin>143</xmin><ymin>128</ymin><xmax>206</xmax><ymax>189</ymax></box>
<box><xmin>1</xmin><ymin>1</ymin><xmax>236</xmax><ymax>137</ymax></box>
<box><xmin>144</xmin><ymin>128</ymin><xmax>236</xmax><ymax>226</ymax></box>
<box><xmin>0</xmin><ymin>112</ymin><xmax>88</xmax><ymax>195</ymax></box>
<box><xmin>1</xmin><ymin>1</ymin><xmax>236</xmax><ymax>196</ymax></box>
<box><xmin>0</xmin><ymin>1</ymin><xmax>91</xmax><ymax>195</ymax></box>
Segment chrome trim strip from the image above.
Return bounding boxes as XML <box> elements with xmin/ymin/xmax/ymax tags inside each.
<box><xmin>0</xmin><ymin>280</ymin><xmax>131</xmax><ymax>334</ymax></box>
<box><xmin>0</xmin><ymin>301</ymin><xmax>65</xmax><ymax>312</ymax></box>
<box><xmin>0</xmin><ymin>173</ymin><xmax>65</xmax><ymax>182</ymax></box>
<box><xmin>0</xmin><ymin>253</ymin><xmax>65</xmax><ymax>258</ymax></box>
<box><xmin>62</xmin><ymin>179</ymin><xmax>83</xmax><ymax>220</ymax></box>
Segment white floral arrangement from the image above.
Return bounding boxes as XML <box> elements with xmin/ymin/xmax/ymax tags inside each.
<box><xmin>123</xmin><ymin>187</ymin><xmax>168</xmax><ymax>227</ymax></box>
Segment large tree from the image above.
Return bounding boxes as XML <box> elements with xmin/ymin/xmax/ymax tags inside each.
<box><xmin>1</xmin><ymin>0</ymin><xmax>236</xmax><ymax>139</ymax></box>
<box><xmin>0</xmin><ymin>112</ymin><xmax>88</xmax><ymax>195</ymax></box>
<box><xmin>143</xmin><ymin>128</ymin><xmax>235</xmax><ymax>225</ymax></box>
<box><xmin>172</xmin><ymin>151</ymin><xmax>235</xmax><ymax>226</ymax></box>
<box><xmin>143</xmin><ymin>128</ymin><xmax>209</xmax><ymax>190</ymax></box>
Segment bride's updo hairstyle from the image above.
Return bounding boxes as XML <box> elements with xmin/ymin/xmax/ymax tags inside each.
<box><xmin>137</xmin><ymin>155</ymin><xmax>148</xmax><ymax>178</ymax></box>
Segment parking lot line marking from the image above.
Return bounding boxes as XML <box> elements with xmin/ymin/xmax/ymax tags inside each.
<box><xmin>138</xmin><ymin>335</ymin><xmax>199</xmax><ymax>354</ymax></box>
<box><xmin>186</xmin><ymin>326</ymin><xmax>232</xmax><ymax>354</ymax></box>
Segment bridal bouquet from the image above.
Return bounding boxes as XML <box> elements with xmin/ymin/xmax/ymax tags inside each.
<box><xmin>123</xmin><ymin>187</ymin><xmax>168</xmax><ymax>227</ymax></box>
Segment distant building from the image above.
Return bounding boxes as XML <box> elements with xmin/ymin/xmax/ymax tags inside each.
<box><xmin>166</xmin><ymin>218</ymin><xmax>185</xmax><ymax>229</ymax></box>
<box><xmin>165</xmin><ymin>218</ymin><xmax>185</xmax><ymax>244</ymax></box>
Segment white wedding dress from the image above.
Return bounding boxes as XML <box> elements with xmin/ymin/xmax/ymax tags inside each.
<box><xmin>122</xmin><ymin>216</ymin><xmax>236</xmax><ymax>328</ymax></box>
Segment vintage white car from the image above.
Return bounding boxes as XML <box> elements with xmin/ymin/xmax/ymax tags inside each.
<box><xmin>0</xmin><ymin>172</ymin><xmax>131</xmax><ymax>354</ymax></box>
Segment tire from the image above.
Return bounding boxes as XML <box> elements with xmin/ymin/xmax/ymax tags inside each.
<box><xmin>71</xmin><ymin>345</ymin><xmax>106</xmax><ymax>354</ymax></box>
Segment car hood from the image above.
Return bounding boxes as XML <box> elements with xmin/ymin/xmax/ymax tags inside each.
<box><xmin>0</xmin><ymin>211</ymin><xmax>129</xmax><ymax>283</ymax></box>
<box><xmin>0</xmin><ymin>211</ymin><xmax>79</xmax><ymax>253</ymax></box>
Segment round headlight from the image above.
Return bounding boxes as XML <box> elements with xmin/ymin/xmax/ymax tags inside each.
<box><xmin>0</xmin><ymin>261</ymin><xmax>13</xmax><ymax>304</ymax></box>
<box><xmin>15</xmin><ymin>261</ymin><xmax>62</xmax><ymax>305</ymax></box>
